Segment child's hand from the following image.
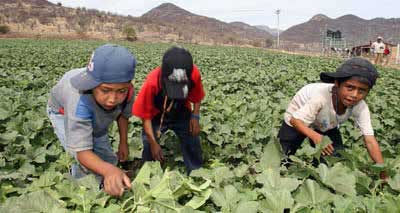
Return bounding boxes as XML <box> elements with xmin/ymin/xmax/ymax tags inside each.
<box><xmin>117</xmin><ymin>142</ymin><xmax>129</xmax><ymax>162</ymax></box>
<box><xmin>380</xmin><ymin>171</ymin><xmax>389</xmax><ymax>182</ymax></box>
<box><xmin>103</xmin><ymin>166</ymin><xmax>131</xmax><ymax>197</ymax></box>
<box><xmin>150</xmin><ymin>143</ymin><xmax>165</xmax><ymax>162</ymax></box>
<box><xmin>312</xmin><ymin>134</ymin><xmax>334</xmax><ymax>156</ymax></box>
<box><xmin>322</xmin><ymin>143</ymin><xmax>335</xmax><ymax>156</ymax></box>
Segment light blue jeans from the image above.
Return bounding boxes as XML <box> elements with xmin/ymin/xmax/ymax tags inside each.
<box><xmin>46</xmin><ymin>106</ymin><xmax>117</xmax><ymax>180</ymax></box>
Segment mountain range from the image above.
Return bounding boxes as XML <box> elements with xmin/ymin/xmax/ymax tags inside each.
<box><xmin>141</xmin><ymin>3</ymin><xmax>274</xmax><ymax>44</ymax></box>
<box><xmin>282</xmin><ymin>14</ymin><xmax>400</xmax><ymax>45</ymax></box>
<box><xmin>254</xmin><ymin>25</ymin><xmax>282</xmax><ymax>37</ymax></box>
<box><xmin>0</xmin><ymin>0</ymin><xmax>273</xmax><ymax>46</ymax></box>
<box><xmin>0</xmin><ymin>0</ymin><xmax>399</xmax><ymax>46</ymax></box>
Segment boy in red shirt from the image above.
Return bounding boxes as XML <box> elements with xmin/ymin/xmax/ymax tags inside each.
<box><xmin>133</xmin><ymin>47</ymin><xmax>205</xmax><ymax>173</ymax></box>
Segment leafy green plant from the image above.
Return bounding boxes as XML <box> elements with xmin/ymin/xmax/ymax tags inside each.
<box><xmin>0</xmin><ymin>39</ymin><xmax>399</xmax><ymax>212</ymax></box>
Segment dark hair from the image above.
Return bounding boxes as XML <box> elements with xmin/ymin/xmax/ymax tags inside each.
<box><xmin>337</xmin><ymin>76</ymin><xmax>372</xmax><ymax>88</ymax></box>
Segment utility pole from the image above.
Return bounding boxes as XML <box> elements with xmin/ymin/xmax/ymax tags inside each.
<box><xmin>276</xmin><ymin>9</ymin><xmax>281</xmax><ymax>48</ymax></box>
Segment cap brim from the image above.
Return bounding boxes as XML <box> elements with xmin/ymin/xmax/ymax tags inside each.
<box><xmin>70</xmin><ymin>70</ymin><xmax>101</xmax><ymax>91</ymax></box>
<box><xmin>163</xmin><ymin>80</ymin><xmax>188</xmax><ymax>99</ymax></box>
<box><xmin>320</xmin><ymin>72</ymin><xmax>353</xmax><ymax>83</ymax></box>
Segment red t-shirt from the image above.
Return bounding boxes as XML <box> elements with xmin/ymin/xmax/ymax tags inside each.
<box><xmin>132</xmin><ymin>65</ymin><xmax>205</xmax><ymax>119</ymax></box>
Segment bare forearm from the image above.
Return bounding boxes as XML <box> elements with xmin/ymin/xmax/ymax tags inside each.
<box><xmin>192</xmin><ymin>102</ymin><xmax>201</xmax><ymax>115</ymax></box>
<box><xmin>77</xmin><ymin>150</ymin><xmax>116</xmax><ymax>176</ymax></box>
<box><xmin>364</xmin><ymin>135</ymin><xmax>384</xmax><ymax>164</ymax></box>
<box><xmin>290</xmin><ymin>118</ymin><xmax>321</xmax><ymax>142</ymax></box>
<box><xmin>143</xmin><ymin>119</ymin><xmax>157</xmax><ymax>145</ymax></box>
<box><xmin>117</xmin><ymin>115</ymin><xmax>129</xmax><ymax>145</ymax></box>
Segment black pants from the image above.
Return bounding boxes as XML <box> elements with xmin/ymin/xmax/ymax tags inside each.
<box><xmin>278</xmin><ymin>122</ymin><xmax>344</xmax><ymax>156</ymax></box>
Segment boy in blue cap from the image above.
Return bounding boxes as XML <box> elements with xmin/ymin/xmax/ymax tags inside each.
<box><xmin>47</xmin><ymin>44</ymin><xmax>136</xmax><ymax>196</ymax></box>
<box><xmin>278</xmin><ymin>57</ymin><xmax>387</xmax><ymax>179</ymax></box>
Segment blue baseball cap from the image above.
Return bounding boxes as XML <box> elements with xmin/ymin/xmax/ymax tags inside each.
<box><xmin>71</xmin><ymin>44</ymin><xmax>136</xmax><ymax>90</ymax></box>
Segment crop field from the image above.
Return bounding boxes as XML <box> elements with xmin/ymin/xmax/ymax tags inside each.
<box><xmin>0</xmin><ymin>39</ymin><xmax>399</xmax><ymax>212</ymax></box>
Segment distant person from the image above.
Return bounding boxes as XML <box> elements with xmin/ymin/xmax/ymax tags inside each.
<box><xmin>344</xmin><ymin>48</ymin><xmax>351</xmax><ymax>58</ymax></box>
<box><xmin>278</xmin><ymin>57</ymin><xmax>387</xmax><ymax>180</ymax></box>
<box><xmin>47</xmin><ymin>44</ymin><xmax>136</xmax><ymax>196</ymax></box>
<box><xmin>133</xmin><ymin>47</ymin><xmax>205</xmax><ymax>174</ymax></box>
<box><xmin>371</xmin><ymin>36</ymin><xmax>385</xmax><ymax>64</ymax></box>
<box><xmin>369</xmin><ymin>40</ymin><xmax>374</xmax><ymax>56</ymax></box>
<box><xmin>383</xmin><ymin>44</ymin><xmax>391</xmax><ymax>65</ymax></box>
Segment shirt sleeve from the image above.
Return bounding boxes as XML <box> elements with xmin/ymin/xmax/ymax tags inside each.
<box><xmin>187</xmin><ymin>65</ymin><xmax>205</xmax><ymax>103</ymax></box>
<box><xmin>352</xmin><ymin>101</ymin><xmax>374</xmax><ymax>136</ymax></box>
<box><xmin>291</xmin><ymin>96</ymin><xmax>324</xmax><ymax>126</ymax></box>
<box><xmin>132</xmin><ymin>78</ymin><xmax>159</xmax><ymax>119</ymax></box>
<box><xmin>65</xmin><ymin>99</ymin><xmax>94</xmax><ymax>152</ymax></box>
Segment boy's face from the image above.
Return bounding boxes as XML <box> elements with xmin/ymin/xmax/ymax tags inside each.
<box><xmin>335</xmin><ymin>79</ymin><xmax>370</xmax><ymax>107</ymax></box>
<box><xmin>92</xmin><ymin>82</ymin><xmax>131</xmax><ymax>110</ymax></box>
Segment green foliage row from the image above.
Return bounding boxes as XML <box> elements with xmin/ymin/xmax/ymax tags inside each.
<box><xmin>0</xmin><ymin>39</ymin><xmax>399</xmax><ymax>212</ymax></box>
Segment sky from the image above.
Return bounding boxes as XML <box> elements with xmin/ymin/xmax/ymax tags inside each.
<box><xmin>48</xmin><ymin>0</ymin><xmax>399</xmax><ymax>30</ymax></box>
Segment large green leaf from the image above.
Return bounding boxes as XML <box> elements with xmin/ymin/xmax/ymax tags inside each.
<box><xmin>191</xmin><ymin>166</ymin><xmax>234</xmax><ymax>186</ymax></box>
<box><xmin>316</xmin><ymin>163</ymin><xmax>356</xmax><ymax>196</ymax></box>
<box><xmin>333</xmin><ymin>196</ymin><xmax>363</xmax><ymax>212</ymax></box>
<box><xmin>260</xmin><ymin>189</ymin><xmax>294</xmax><ymax>212</ymax></box>
<box><xmin>256</xmin><ymin>168</ymin><xmax>301</xmax><ymax>193</ymax></box>
<box><xmin>96</xmin><ymin>204</ymin><xmax>122</xmax><ymax>213</ymax></box>
<box><xmin>134</xmin><ymin>161</ymin><xmax>162</xmax><ymax>186</ymax></box>
<box><xmin>388</xmin><ymin>174</ymin><xmax>400</xmax><ymax>191</ymax></box>
<box><xmin>260</xmin><ymin>141</ymin><xmax>282</xmax><ymax>170</ymax></box>
<box><xmin>294</xmin><ymin>179</ymin><xmax>335</xmax><ymax>206</ymax></box>
<box><xmin>235</xmin><ymin>201</ymin><xmax>259</xmax><ymax>213</ymax></box>
<box><xmin>0</xmin><ymin>190</ymin><xmax>68</xmax><ymax>213</ymax></box>
<box><xmin>211</xmin><ymin>185</ymin><xmax>241</xmax><ymax>211</ymax></box>
<box><xmin>185</xmin><ymin>188</ymin><xmax>213</xmax><ymax>209</ymax></box>
<box><xmin>379</xmin><ymin>194</ymin><xmax>400</xmax><ymax>212</ymax></box>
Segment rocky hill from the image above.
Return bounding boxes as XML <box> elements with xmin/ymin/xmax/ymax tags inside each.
<box><xmin>141</xmin><ymin>3</ymin><xmax>273</xmax><ymax>45</ymax></box>
<box><xmin>254</xmin><ymin>25</ymin><xmax>282</xmax><ymax>37</ymax></box>
<box><xmin>2</xmin><ymin>1</ymin><xmax>398</xmax><ymax>47</ymax></box>
<box><xmin>281</xmin><ymin>14</ymin><xmax>400</xmax><ymax>45</ymax></box>
<box><xmin>0</xmin><ymin>0</ymin><xmax>273</xmax><ymax>46</ymax></box>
